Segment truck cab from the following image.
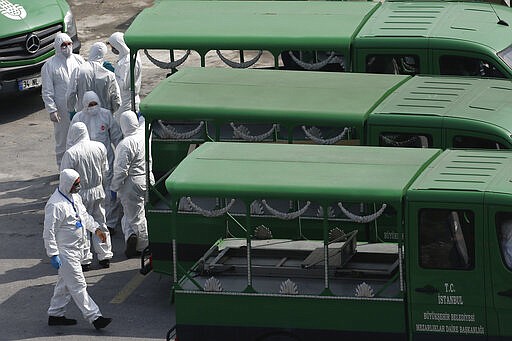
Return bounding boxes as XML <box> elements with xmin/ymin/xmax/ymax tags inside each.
<box><xmin>0</xmin><ymin>0</ymin><xmax>80</xmax><ymax>94</ymax></box>
<box><xmin>405</xmin><ymin>149</ymin><xmax>512</xmax><ymax>339</ymax></box>
<box><xmin>352</xmin><ymin>1</ymin><xmax>512</xmax><ymax>79</ymax></box>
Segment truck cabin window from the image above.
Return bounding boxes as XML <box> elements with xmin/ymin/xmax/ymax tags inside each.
<box><xmin>496</xmin><ymin>213</ymin><xmax>512</xmax><ymax>270</ymax></box>
<box><xmin>419</xmin><ymin>209</ymin><xmax>475</xmax><ymax>270</ymax></box>
<box><xmin>365</xmin><ymin>55</ymin><xmax>419</xmax><ymax>75</ymax></box>
<box><xmin>453</xmin><ymin>136</ymin><xmax>506</xmax><ymax>150</ymax></box>
<box><xmin>497</xmin><ymin>45</ymin><xmax>512</xmax><ymax>71</ymax></box>
<box><xmin>439</xmin><ymin>55</ymin><xmax>506</xmax><ymax>78</ymax></box>
<box><xmin>379</xmin><ymin>133</ymin><xmax>431</xmax><ymax>148</ymax></box>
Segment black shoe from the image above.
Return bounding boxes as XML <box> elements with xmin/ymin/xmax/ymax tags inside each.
<box><xmin>107</xmin><ymin>226</ymin><xmax>116</xmax><ymax>236</ymax></box>
<box><xmin>48</xmin><ymin>316</ymin><xmax>77</xmax><ymax>326</ymax></box>
<box><xmin>125</xmin><ymin>234</ymin><xmax>138</xmax><ymax>258</ymax></box>
<box><xmin>81</xmin><ymin>264</ymin><xmax>91</xmax><ymax>272</ymax></box>
<box><xmin>93</xmin><ymin>316</ymin><xmax>112</xmax><ymax>330</ymax></box>
<box><xmin>99</xmin><ymin>259</ymin><xmax>110</xmax><ymax>268</ymax></box>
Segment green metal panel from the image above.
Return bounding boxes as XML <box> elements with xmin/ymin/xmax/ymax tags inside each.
<box><xmin>141</xmin><ymin>67</ymin><xmax>409</xmax><ymax>128</ymax></box>
<box><xmin>0</xmin><ymin>1</ymin><xmax>66</xmax><ymax>39</ymax></box>
<box><xmin>175</xmin><ymin>291</ymin><xmax>406</xmax><ymax>334</ymax></box>
<box><xmin>356</xmin><ymin>2</ymin><xmax>512</xmax><ymax>54</ymax></box>
<box><xmin>166</xmin><ymin>142</ymin><xmax>441</xmax><ymax>204</ymax></box>
<box><xmin>409</xmin><ymin>149</ymin><xmax>512</xmax><ymax>196</ymax></box>
<box><xmin>125</xmin><ymin>1</ymin><xmax>378</xmax><ymax>56</ymax></box>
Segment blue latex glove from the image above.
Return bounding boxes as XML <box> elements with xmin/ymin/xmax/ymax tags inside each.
<box><xmin>69</xmin><ymin>111</ymin><xmax>76</xmax><ymax>120</ymax></box>
<box><xmin>50</xmin><ymin>255</ymin><xmax>61</xmax><ymax>270</ymax></box>
<box><xmin>103</xmin><ymin>61</ymin><xmax>115</xmax><ymax>72</ymax></box>
<box><xmin>110</xmin><ymin>191</ymin><xmax>117</xmax><ymax>201</ymax></box>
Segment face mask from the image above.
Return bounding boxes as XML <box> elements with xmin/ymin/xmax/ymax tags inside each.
<box><xmin>70</xmin><ymin>182</ymin><xmax>81</xmax><ymax>193</ymax></box>
<box><xmin>85</xmin><ymin>104</ymin><xmax>99</xmax><ymax>114</ymax></box>
<box><xmin>61</xmin><ymin>45</ymin><xmax>72</xmax><ymax>58</ymax></box>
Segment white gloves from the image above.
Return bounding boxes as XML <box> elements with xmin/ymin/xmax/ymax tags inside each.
<box><xmin>50</xmin><ymin>112</ymin><xmax>61</xmax><ymax>123</ymax></box>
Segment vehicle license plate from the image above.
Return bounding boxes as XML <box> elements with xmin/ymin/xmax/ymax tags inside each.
<box><xmin>18</xmin><ymin>76</ymin><xmax>42</xmax><ymax>91</ymax></box>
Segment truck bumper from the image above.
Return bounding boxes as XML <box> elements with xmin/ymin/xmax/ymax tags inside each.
<box><xmin>0</xmin><ymin>59</ymin><xmax>46</xmax><ymax>94</ymax></box>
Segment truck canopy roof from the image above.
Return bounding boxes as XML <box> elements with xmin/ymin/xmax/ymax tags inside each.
<box><xmin>371</xmin><ymin>75</ymin><xmax>512</xmax><ymax>135</ymax></box>
<box><xmin>356</xmin><ymin>1</ymin><xmax>512</xmax><ymax>53</ymax></box>
<box><xmin>165</xmin><ymin>142</ymin><xmax>441</xmax><ymax>204</ymax></box>
<box><xmin>125</xmin><ymin>1</ymin><xmax>512</xmax><ymax>57</ymax></box>
<box><xmin>410</xmin><ymin>149</ymin><xmax>512</xmax><ymax>198</ymax></box>
<box><xmin>141</xmin><ymin>67</ymin><xmax>408</xmax><ymax>127</ymax></box>
<box><xmin>124</xmin><ymin>0</ymin><xmax>378</xmax><ymax>56</ymax></box>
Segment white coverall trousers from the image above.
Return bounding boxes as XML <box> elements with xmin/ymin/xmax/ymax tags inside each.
<box><xmin>48</xmin><ymin>251</ymin><xmax>101</xmax><ymax>323</ymax></box>
<box><xmin>54</xmin><ymin>115</ymin><xmax>71</xmax><ymax>168</ymax></box>
<box><xmin>119</xmin><ymin>176</ymin><xmax>148</xmax><ymax>251</ymax></box>
<box><xmin>81</xmin><ymin>188</ymin><xmax>113</xmax><ymax>263</ymax></box>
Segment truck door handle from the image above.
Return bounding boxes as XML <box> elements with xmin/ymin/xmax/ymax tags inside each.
<box><xmin>415</xmin><ymin>285</ymin><xmax>439</xmax><ymax>294</ymax></box>
<box><xmin>498</xmin><ymin>289</ymin><xmax>512</xmax><ymax>297</ymax></box>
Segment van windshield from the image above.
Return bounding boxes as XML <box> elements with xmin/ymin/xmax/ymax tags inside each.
<box><xmin>498</xmin><ymin>45</ymin><xmax>512</xmax><ymax>70</ymax></box>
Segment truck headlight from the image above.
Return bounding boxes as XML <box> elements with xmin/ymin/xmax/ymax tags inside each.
<box><xmin>64</xmin><ymin>10</ymin><xmax>78</xmax><ymax>38</ymax></box>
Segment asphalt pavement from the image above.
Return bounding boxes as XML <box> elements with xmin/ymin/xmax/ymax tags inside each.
<box><xmin>0</xmin><ymin>1</ymin><xmax>175</xmax><ymax>339</ymax></box>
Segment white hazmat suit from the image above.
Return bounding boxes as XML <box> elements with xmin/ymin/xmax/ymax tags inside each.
<box><xmin>43</xmin><ymin>169</ymin><xmax>104</xmax><ymax>324</ymax></box>
<box><xmin>111</xmin><ymin>111</ymin><xmax>149</xmax><ymax>255</ymax></box>
<box><xmin>67</xmin><ymin>42</ymin><xmax>121</xmax><ymax>113</ymax></box>
<box><xmin>61</xmin><ymin>122</ymin><xmax>113</xmax><ymax>265</ymax></box>
<box><xmin>68</xmin><ymin>91</ymin><xmax>123</xmax><ymax>230</ymax></box>
<box><xmin>41</xmin><ymin>33</ymin><xmax>85</xmax><ymax>168</ymax></box>
<box><xmin>108</xmin><ymin>32</ymin><xmax>142</xmax><ymax>113</ymax></box>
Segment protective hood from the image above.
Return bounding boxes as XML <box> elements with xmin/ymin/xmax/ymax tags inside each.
<box><xmin>88</xmin><ymin>42</ymin><xmax>108</xmax><ymax>63</ymax></box>
<box><xmin>108</xmin><ymin>32</ymin><xmax>130</xmax><ymax>58</ymax></box>
<box><xmin>82</xmin><ymin>91</ymin><xmax>102</xmax><ymax>112</ymax></box>
<box><xmin>59</xmin><ymin>169</ymin><xmax>80</xmax><ymax>194</ymax></box>
<box><xmin>68</xmin><ymin>122</ymin><xmax>90</xmax><ymax>147</ymax></box>
<box><xmin>54</xmin><ymin>32</ymin><xmax>72</xmax><ymax>57</ymax></box>
<box><xmin>119</xmin><ymin>111</ymin><xmax>139</xmax><ymax>137</ymax></box>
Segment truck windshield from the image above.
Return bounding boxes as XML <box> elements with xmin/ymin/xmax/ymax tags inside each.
<box><xmin>498</xmin><ymin>45</ymin><xmax>512</xmax><ymax>71</ymax></box>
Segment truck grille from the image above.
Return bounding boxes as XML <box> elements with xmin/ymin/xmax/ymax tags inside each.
<box><xmin>0</xmin><ymin>23</ymin><xmax>63</xmax><ymax>62</ymax></box>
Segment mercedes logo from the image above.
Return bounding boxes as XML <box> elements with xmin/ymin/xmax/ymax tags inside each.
<box><xmin>25</xmin><ymin>34</ymin><xmax>40</xmax><ymax>54</ymax></box>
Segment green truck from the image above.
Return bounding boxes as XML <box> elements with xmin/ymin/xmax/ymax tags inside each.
<box><xmin>125</xmin><ymin>0</ymin><xmax>512</xmax><ymax>77</ymax></box>
<box><xmin>0</xmin><ymin>0</ymin><xmax>80</xmax><ymax>94</ymax></box>
<box><xmin>141</xmin><ymin>67</ymin><xmax>512</xmax><ymax>276</ymax></box>
<box><xmin>167</xmin><ymin>142</ymin><xmax>512</xmax><ymax>340</ymax></box>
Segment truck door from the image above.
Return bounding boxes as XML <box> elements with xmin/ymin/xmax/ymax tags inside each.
<box><xmin>407</xmin><ymin>204</ymin><xmax>487</xmax><ymax>340</ymax></box>
<box><xmin>488</xmin><ymin>209</ymin><xmax>512</xmax><ymax>338</ymax></box>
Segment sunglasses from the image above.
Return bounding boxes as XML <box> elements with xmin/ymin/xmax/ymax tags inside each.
<box><xmin>60</xmin><ymin>42</ymin><xmax>73</xmax><ymax>47</ymax></box>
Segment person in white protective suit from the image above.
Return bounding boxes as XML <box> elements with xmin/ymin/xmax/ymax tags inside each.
<box><xmin>501</xmin><ymin>220</ymin><xmax>512</xmax><ymax>269</ymax></box>
<box><xmin>41</xmin><ymin>33</ymin><xmax>85</xmax><ymax>168</ymax></box>
<box><xmin>108</xmin><ymin>32</ymin><xmax>142</xmax><ymax>114</ymax></box>
<box><xmin>61</xmin><ymin>122</ymin><xmax>113</xmax><ymax>270</ymax></box>
<box><xmin>68</xmin><ymin>91</ymin><xmax>123</xmax><ymax>234</ymax></box>
<box><xmin>67</xmin><ymin>42</ymin><xmax>121</xmax><ymax>114</ymax></box>
<box><xmin>111</xmin><ymin>111</ymin><xmax>149</xmax><ymax>258</ymax></box>
<box><xmin>43</xmin><ymin>169</ymin><xmax>112</xmax><ymax>330</ymax></box>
